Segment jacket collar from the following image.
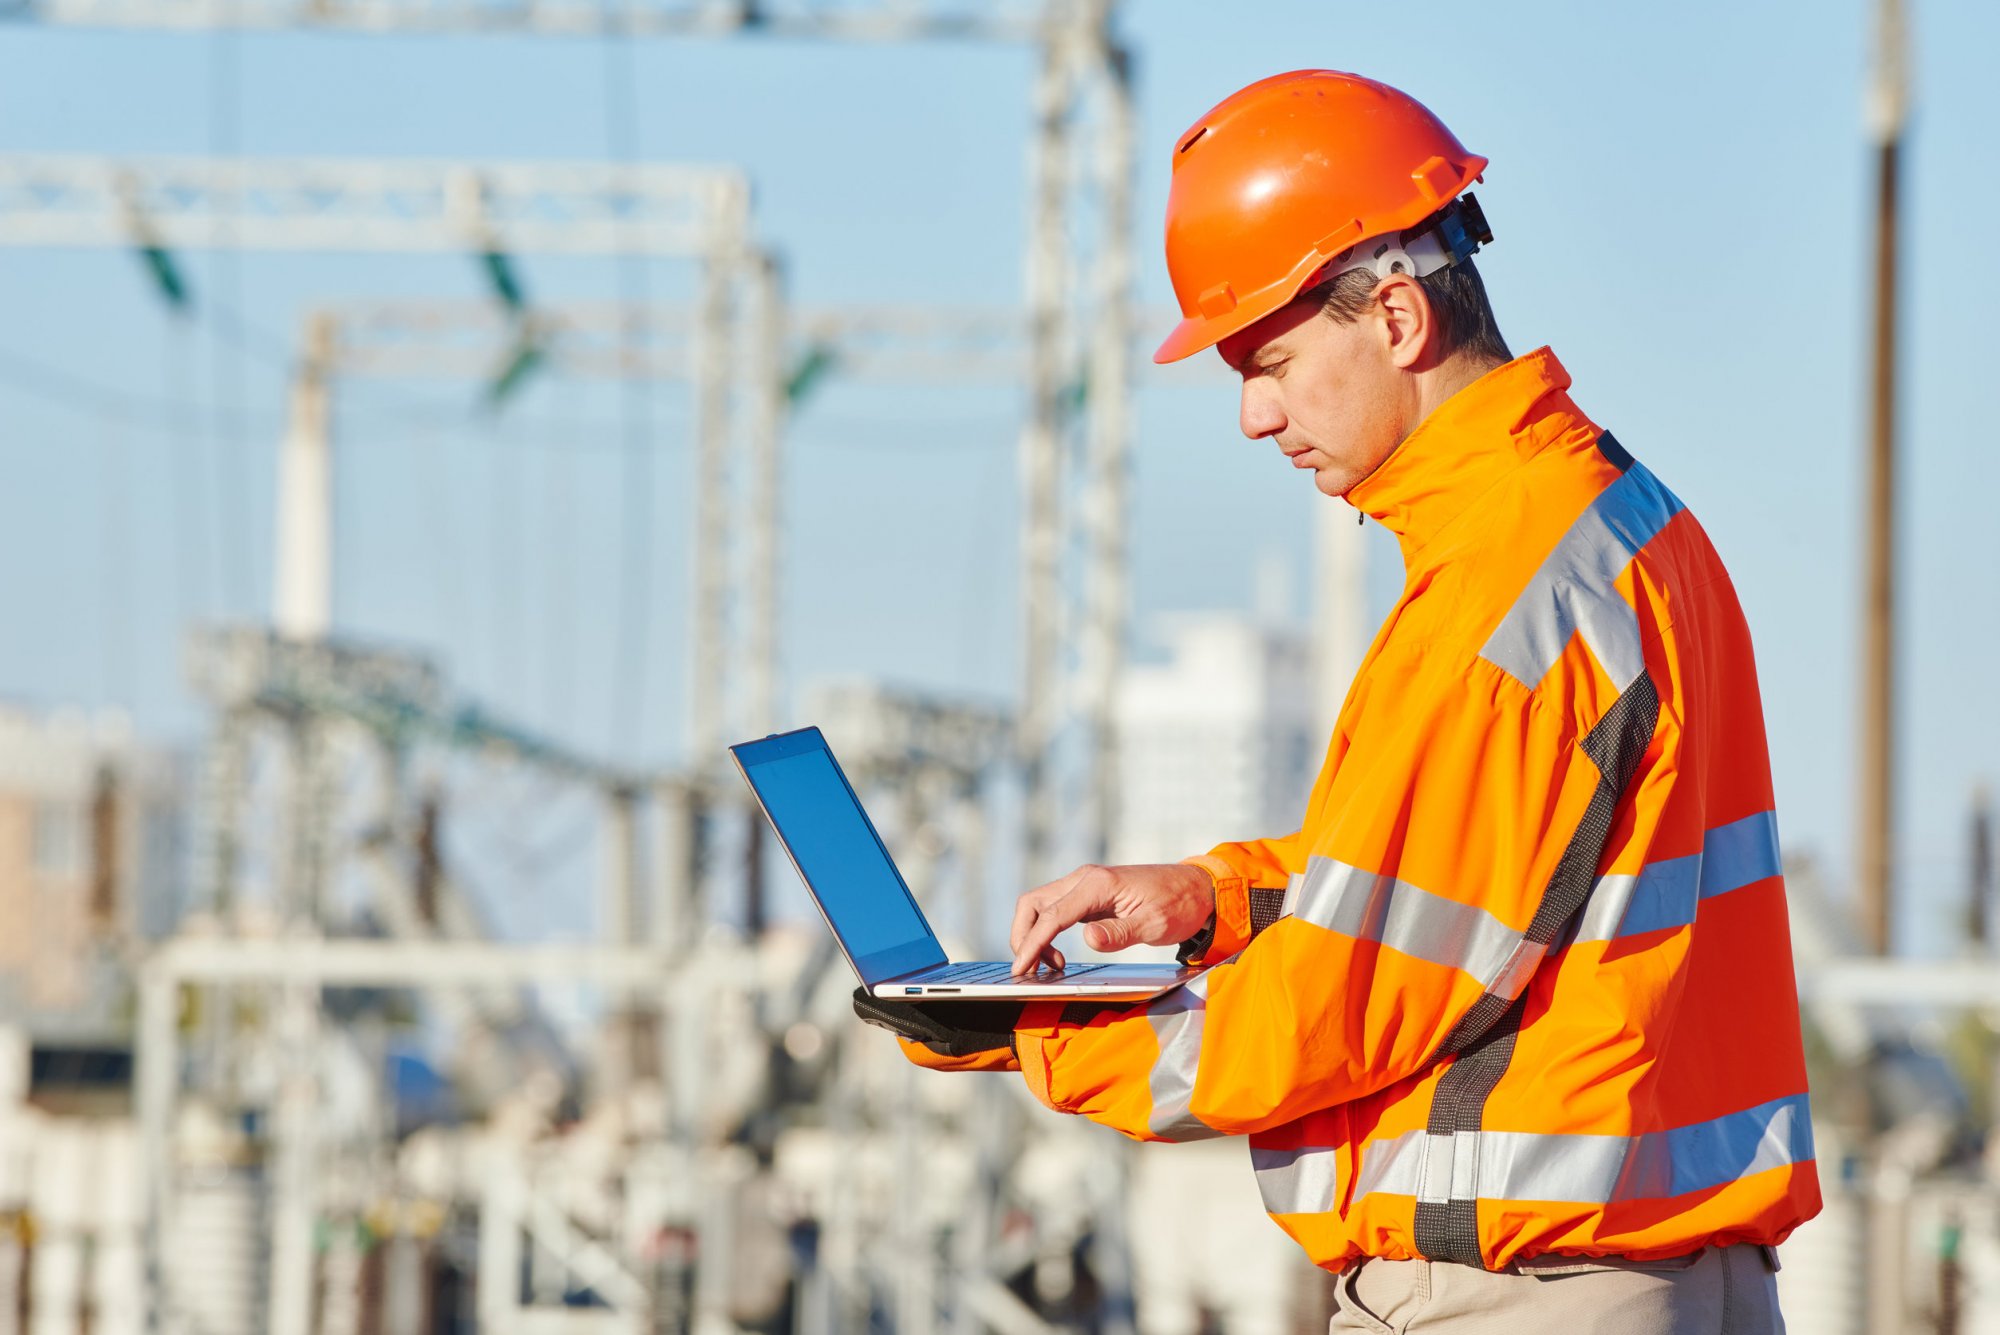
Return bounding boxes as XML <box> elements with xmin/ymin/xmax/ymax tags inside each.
<box><xmin>1344</xmin><ymin>346</ymin><xmax>1583</xmax><ymax>569</ymax></box>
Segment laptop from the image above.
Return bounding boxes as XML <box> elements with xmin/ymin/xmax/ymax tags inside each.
<box><xmin>730</xmin><ymin>726</ymin><xmax>1206</xmax><ymax>1001</ymax></box>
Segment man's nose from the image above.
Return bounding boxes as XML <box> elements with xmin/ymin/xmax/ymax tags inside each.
<box><xmin>1239</xmin><ymin>383</ymin><xmax>1286</xmax><ymax>441</ymax></box>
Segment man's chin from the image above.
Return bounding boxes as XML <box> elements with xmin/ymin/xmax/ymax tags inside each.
<box><xmin>1313</xmin><ymin>467</ymin><xmax>1356</xmax><ymax>499</ymax></box>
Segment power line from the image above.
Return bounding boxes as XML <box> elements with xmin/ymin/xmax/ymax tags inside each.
<box><xmin>417</xmin><ymin>417</ymin><xmax>465</xmax><ymax>686</ymax></box>
<box><xmin>0</xmin><ymin>340</ymin><xmax>270</xmax><ymax>435</ymax></box>
<box><xmin>96</xmin><ymin>413</ymin><xmax>137</xmax><ymax>705</ymax></box>
<box><xmin>164</xmin><ymin>326</ymin><xmax>214</xmax><ymax>625</ymax></box>
<box><xmin>542</xmin><ymin>374</ymin><xmax>582</xmax><ymax>739</ymax></box>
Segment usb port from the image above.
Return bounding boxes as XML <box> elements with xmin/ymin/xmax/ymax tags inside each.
<box><xmin>905</xmin><ymin>987</ymin><xmax>923</xmax><ymax>994</ymax></box>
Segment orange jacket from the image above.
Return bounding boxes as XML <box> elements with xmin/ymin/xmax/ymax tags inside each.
<box><xmin>904</xmin><ymin>348</ymin><xmax>1821</xmax><ymax>1270</ymax></box>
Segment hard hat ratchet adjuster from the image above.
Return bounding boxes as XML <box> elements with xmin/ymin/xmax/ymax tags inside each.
<box><xmin>1310</xmin><ymin>193</ymin><xmax>1493</xmax><ymax>289</ymax></box>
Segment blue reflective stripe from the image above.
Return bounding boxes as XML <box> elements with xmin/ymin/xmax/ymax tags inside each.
<box><xmin>1699</xmin><ymin>809</ymin><xmax>1783</xmax><ymax>900</ymax></box>
<box><xmin>1580</xmin><ymin>851</ymin><xmax>1702</xmax><ymax>941</ymax></box>
<box><xmin>1652</xmin><ymin>1091</ymin><xmax>1815</xmax><ymax>1199</ymax></box>
<box><xmin>1575</xmin><ymin>811</ymin><xmax>1784</xmax><ymax>943</ymax></box>
<box><xmin>1260</xmin><ymin>1093</ymin><xmax>1815</xmax><ymax>1215</ymax></box>
<box><xmin>1481</xmin><ymin>462</ymin><xmax>1685</xmax><ymax>691</ymax></box>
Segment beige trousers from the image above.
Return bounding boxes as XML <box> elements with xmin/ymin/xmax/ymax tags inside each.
<box><xmin>1331</xmin><ymin>1245</ymin><xmax>1784</xmax><ymax>1334</ymax></box>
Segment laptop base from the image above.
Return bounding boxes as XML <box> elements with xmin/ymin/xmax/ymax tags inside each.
<box><xmin>875</xmin><ymin>961</ymin><xmax>1203</xmax><ymax>1001</ymax></box>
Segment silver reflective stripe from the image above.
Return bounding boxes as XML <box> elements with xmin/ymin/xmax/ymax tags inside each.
<box><xmin>1144</xmin><ymin>972</ymin><xmax>1224</xmax><ymax>1141</ymax></box>
<box><xmin>1249</xmin><ymin>1142</ymin><xmax>1341</xmax><ymax>1218</ymax></box>
<box><xmin>1280</xmin><ymin>870</ymin><xmax>1303</xmax><ymax>918</ymax></box>
<box><xmin>1574</xmin><ymin>811</ymin><xmax>1784</xmax><ymax>943</ymax></box>
<box><xmin>1292</xmin><ymin>855</ymin><xmax>1523</xmax><ymax>988</ymax></box>
<box><xmin>1270</xmin><ymin>1092</ymin><xmax>1816</xmax><ymax>1215</ymax></box>
<box><xmin>1481</xmin><ymin>463</ymin><xmax>1685</xmax><ymax>691</ymax></box>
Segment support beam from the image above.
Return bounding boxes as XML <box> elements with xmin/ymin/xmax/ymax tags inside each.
<box><xmin>145</xmin><ymin>937</ymin><xmax>685</xmax><ymax>987</ymax></box>
<box><xmin>1800</xmin><ymin>959</ymin><xmax>2000</xmax><ymax>1008</ymax></box>
<box><xmin>7</xmin><ymin>0</ymin><xmax>1050</xmax><ymax>40</ymax></box>
<box><xmin>0</xmin><ymin>154</ymin><xmax>749</xmax><ymax>255</ymax></box>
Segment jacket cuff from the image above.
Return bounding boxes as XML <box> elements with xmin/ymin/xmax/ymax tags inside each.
<box><xmin>1178</xmin><ymin>855</ymin><xmax>1253</xmax><ymax>963</ymax></box>
<box><xmin>1014</xmin><ymin>1001</ymin><xmax>1068</xmax><ymax>1110</ymax></box>
<box><xmin>896</xmin><ymin>1036</ymin><xmax>1020</xmax><ymax>1073</ymax></box>
<box><xmin>1178</xmin><ymin>855</ymin><xmax>1292</xmax><ymax>963</ymax></box>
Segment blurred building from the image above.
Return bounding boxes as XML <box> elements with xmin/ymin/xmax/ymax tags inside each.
<box><xmin>1104</xmin><ymin>617</ymin><xmax>1330</xmax><ymax>1335</ymax></box>
<box><xmin>1109</xmin><ymin>613</ymin><xmax>1319</xmax><ymax>866</ymax></box>
<box><xmin>0</xmin><ymin>706</ymin><xmax>185</xmax><ymax>1048</ymax></box>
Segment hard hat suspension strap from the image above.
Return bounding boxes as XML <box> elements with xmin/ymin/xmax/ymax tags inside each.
<box><xmin>1312</xmin><ymin>193</ymin><xmax>1494</xmax><ymax>290</ymax></box>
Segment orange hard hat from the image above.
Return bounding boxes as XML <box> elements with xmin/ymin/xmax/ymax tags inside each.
<box><xmin>1154</xmin><ymin>70</ymin><xmax>1489</xmax><ymax>364</ymax></box>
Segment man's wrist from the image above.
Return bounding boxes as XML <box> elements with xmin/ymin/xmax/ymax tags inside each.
<box><xmin>1175</xmin><ymin>862</ymin><xmax>1220</xmax><ymax>964</ymax></box>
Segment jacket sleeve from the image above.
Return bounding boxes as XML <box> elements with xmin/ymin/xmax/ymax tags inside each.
<box><xmin>1015</xmin><ymin>645</ymin><xmax>1652</xmax><ymax>1142</ymax></box>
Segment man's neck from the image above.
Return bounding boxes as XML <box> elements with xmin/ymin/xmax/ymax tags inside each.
<box><xmin>1405</xmin><ymin>352</ymin><xmax>1506</xmax><ymax>438</ymax></box>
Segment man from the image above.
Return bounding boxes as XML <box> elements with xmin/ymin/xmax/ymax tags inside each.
<box><xmin>859</xmin><ymin>70</ymin><xmax>1820</xmax><ymax>1332</ymax></box>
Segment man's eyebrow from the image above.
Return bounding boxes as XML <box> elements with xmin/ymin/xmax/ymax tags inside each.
<box><xmin>1222</xmin><ymin>344</ymin><xmax>1262</xmax><ymax>374</ymax></box>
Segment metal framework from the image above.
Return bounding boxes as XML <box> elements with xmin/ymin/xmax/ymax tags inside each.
<box><xmin>4</xmin><ymin>0</ymin><xmax>1050</xmax><ymax>39</ymax></box>
<box><xmin>0</xmin><ymin>8</ymin><xmax>1142</xmax><ymax>1335</ymax></box>
<box><xmin>136</xmin><ymin>939</ymin><xmax>686</xmax><ymax>1335</ymax></box>
<box><xmin>0</xmin><ymin>151</ymin><xmax>775</xmax><ymax>799</ymax></box>
<box><xmin>3</xmin><ymin>0</ymin><xmax>1140</xmax><ymax>883</ymax></box>
<box><xmin>305</xmin><ymin>290</ymin><xmax>1169</xmax><ymax>777</ymax></box>
<box><xmin>0</xmin><ymin>154</ymin><xmax>750</xmax><ymax>256</ymax></box>
<box><xmin>325</xmin><ymin>298</ymin><xmax>1033</xmax><ymax>381</ymax></box>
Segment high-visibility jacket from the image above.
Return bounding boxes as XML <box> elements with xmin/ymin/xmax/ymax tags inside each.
<box><xmin>900</xmin><ymin>347</ymin><xmax>1821</xmax><ymax>1271</ymax></box>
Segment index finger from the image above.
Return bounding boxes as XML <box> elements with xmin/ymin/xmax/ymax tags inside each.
<box><xmin>1009</xmin><ymin>868</ymin><xmax>1085</xmax><ymax>956</ymax></box>
<box><xmin>1010</xmin><ymin>875</ymin><xmax>1112</xmax><ymax>976</ymax></box>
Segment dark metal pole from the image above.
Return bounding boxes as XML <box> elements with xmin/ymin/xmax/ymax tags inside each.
<box><xmin>1970</xmin><ymin>784</ymin><xmax>1993</xmax><ymax>951</ymax></box>
<box><xmin>1859</xmin><ymin>0</ymin><xmax>1907</xmax><ymax>957</ymax></box>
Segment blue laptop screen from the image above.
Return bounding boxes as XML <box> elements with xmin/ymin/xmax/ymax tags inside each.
<box><xmin>734</xmin><ymin>729</ymin><xmax>946</xmax><ymax>984</ymax></box>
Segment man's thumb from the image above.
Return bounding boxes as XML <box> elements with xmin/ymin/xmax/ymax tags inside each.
<box><xmin>1083</xmin><ymin>918</ymin><xmax>1134</xmax><ymax>951</ymax></box>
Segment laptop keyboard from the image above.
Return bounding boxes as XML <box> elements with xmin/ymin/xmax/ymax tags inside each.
<box><xmin>918</xmin><ymin>961</ymin><xmax>1112</xmax><ymax>985</ymax></box>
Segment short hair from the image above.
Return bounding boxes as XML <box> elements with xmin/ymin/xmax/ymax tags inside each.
<box><xmin>1299</xmin><ymin>253</ymin><xmax>1513</xmax><ymax>368</ymax></box>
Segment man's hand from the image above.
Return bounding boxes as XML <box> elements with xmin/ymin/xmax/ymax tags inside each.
<box><xmin>1009</xmin><ymin>863</ymin><xmax>1216</xmax><ymax>976</ymax></box>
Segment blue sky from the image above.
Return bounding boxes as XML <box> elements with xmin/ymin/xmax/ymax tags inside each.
<box><xmin>0</xmin><ymin>0</ymin><xmax>1993</xmax><ymax>953</ymax></box>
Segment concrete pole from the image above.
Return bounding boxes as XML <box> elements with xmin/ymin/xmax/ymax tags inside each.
<box><xmin>1312</xmin><ymin>503</ymin><xmax>1370</xmax><ymax>745</ymax></box>
<box><xmin>267</xmin><ymin>981</ymin><xmax>323</xmax><ymax>1335</ymax></box>
<box><xmin>477</xmin><ymin>1167</ymin><xmax>524</xmax><ymax>1335</ymax></box>
<box><xmin>135</xmin><ymin>967</ymin><xmax>177</xmax><ymax>1335</ymax></box>
<box><xmin>601</xmin><ymin>784</ymin><xmax>643</xmax><ymax>1098</ymax></box>
<box><xmin>651</xmin><ymin>777</ymin><xmax>699</xmax><ymax>952</ymax></box>
<box><xmin>274</xmin><ymin>311</ymin><xmax>337</xmax><ymax>641</ymax></box>
<box><xmin>1857</xmin><ymin>0</ymin><xmax>1907</xmax><ymax>956</ymax></box>
<box><xmin>603</xmin><ymin>785</ymin><xmax>641</xmax><ymax>949</ymax></box>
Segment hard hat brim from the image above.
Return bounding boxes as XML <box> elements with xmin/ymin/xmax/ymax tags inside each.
<box><xmin>1151</xmin><ymin>247</ymin><xmax>1329</xmax><ymax>365</ymax></box>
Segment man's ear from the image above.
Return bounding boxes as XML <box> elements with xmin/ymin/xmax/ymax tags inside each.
<box><xmin>1373</xmin><ymin>273</ymin><xmax>1434</xmax><ymax>370</ymax></box>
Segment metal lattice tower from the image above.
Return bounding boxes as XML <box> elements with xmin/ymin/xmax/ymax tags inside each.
<box><xmin>5</xmin><ymin>0</ymin><xmax>1140</xmax><ymax>882</ymax></box>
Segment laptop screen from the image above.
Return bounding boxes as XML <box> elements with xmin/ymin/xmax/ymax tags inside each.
<box><xmin>732</xmin><ymin>728</ymin><xmax>947</xmax><ymax>985</ymax></box>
